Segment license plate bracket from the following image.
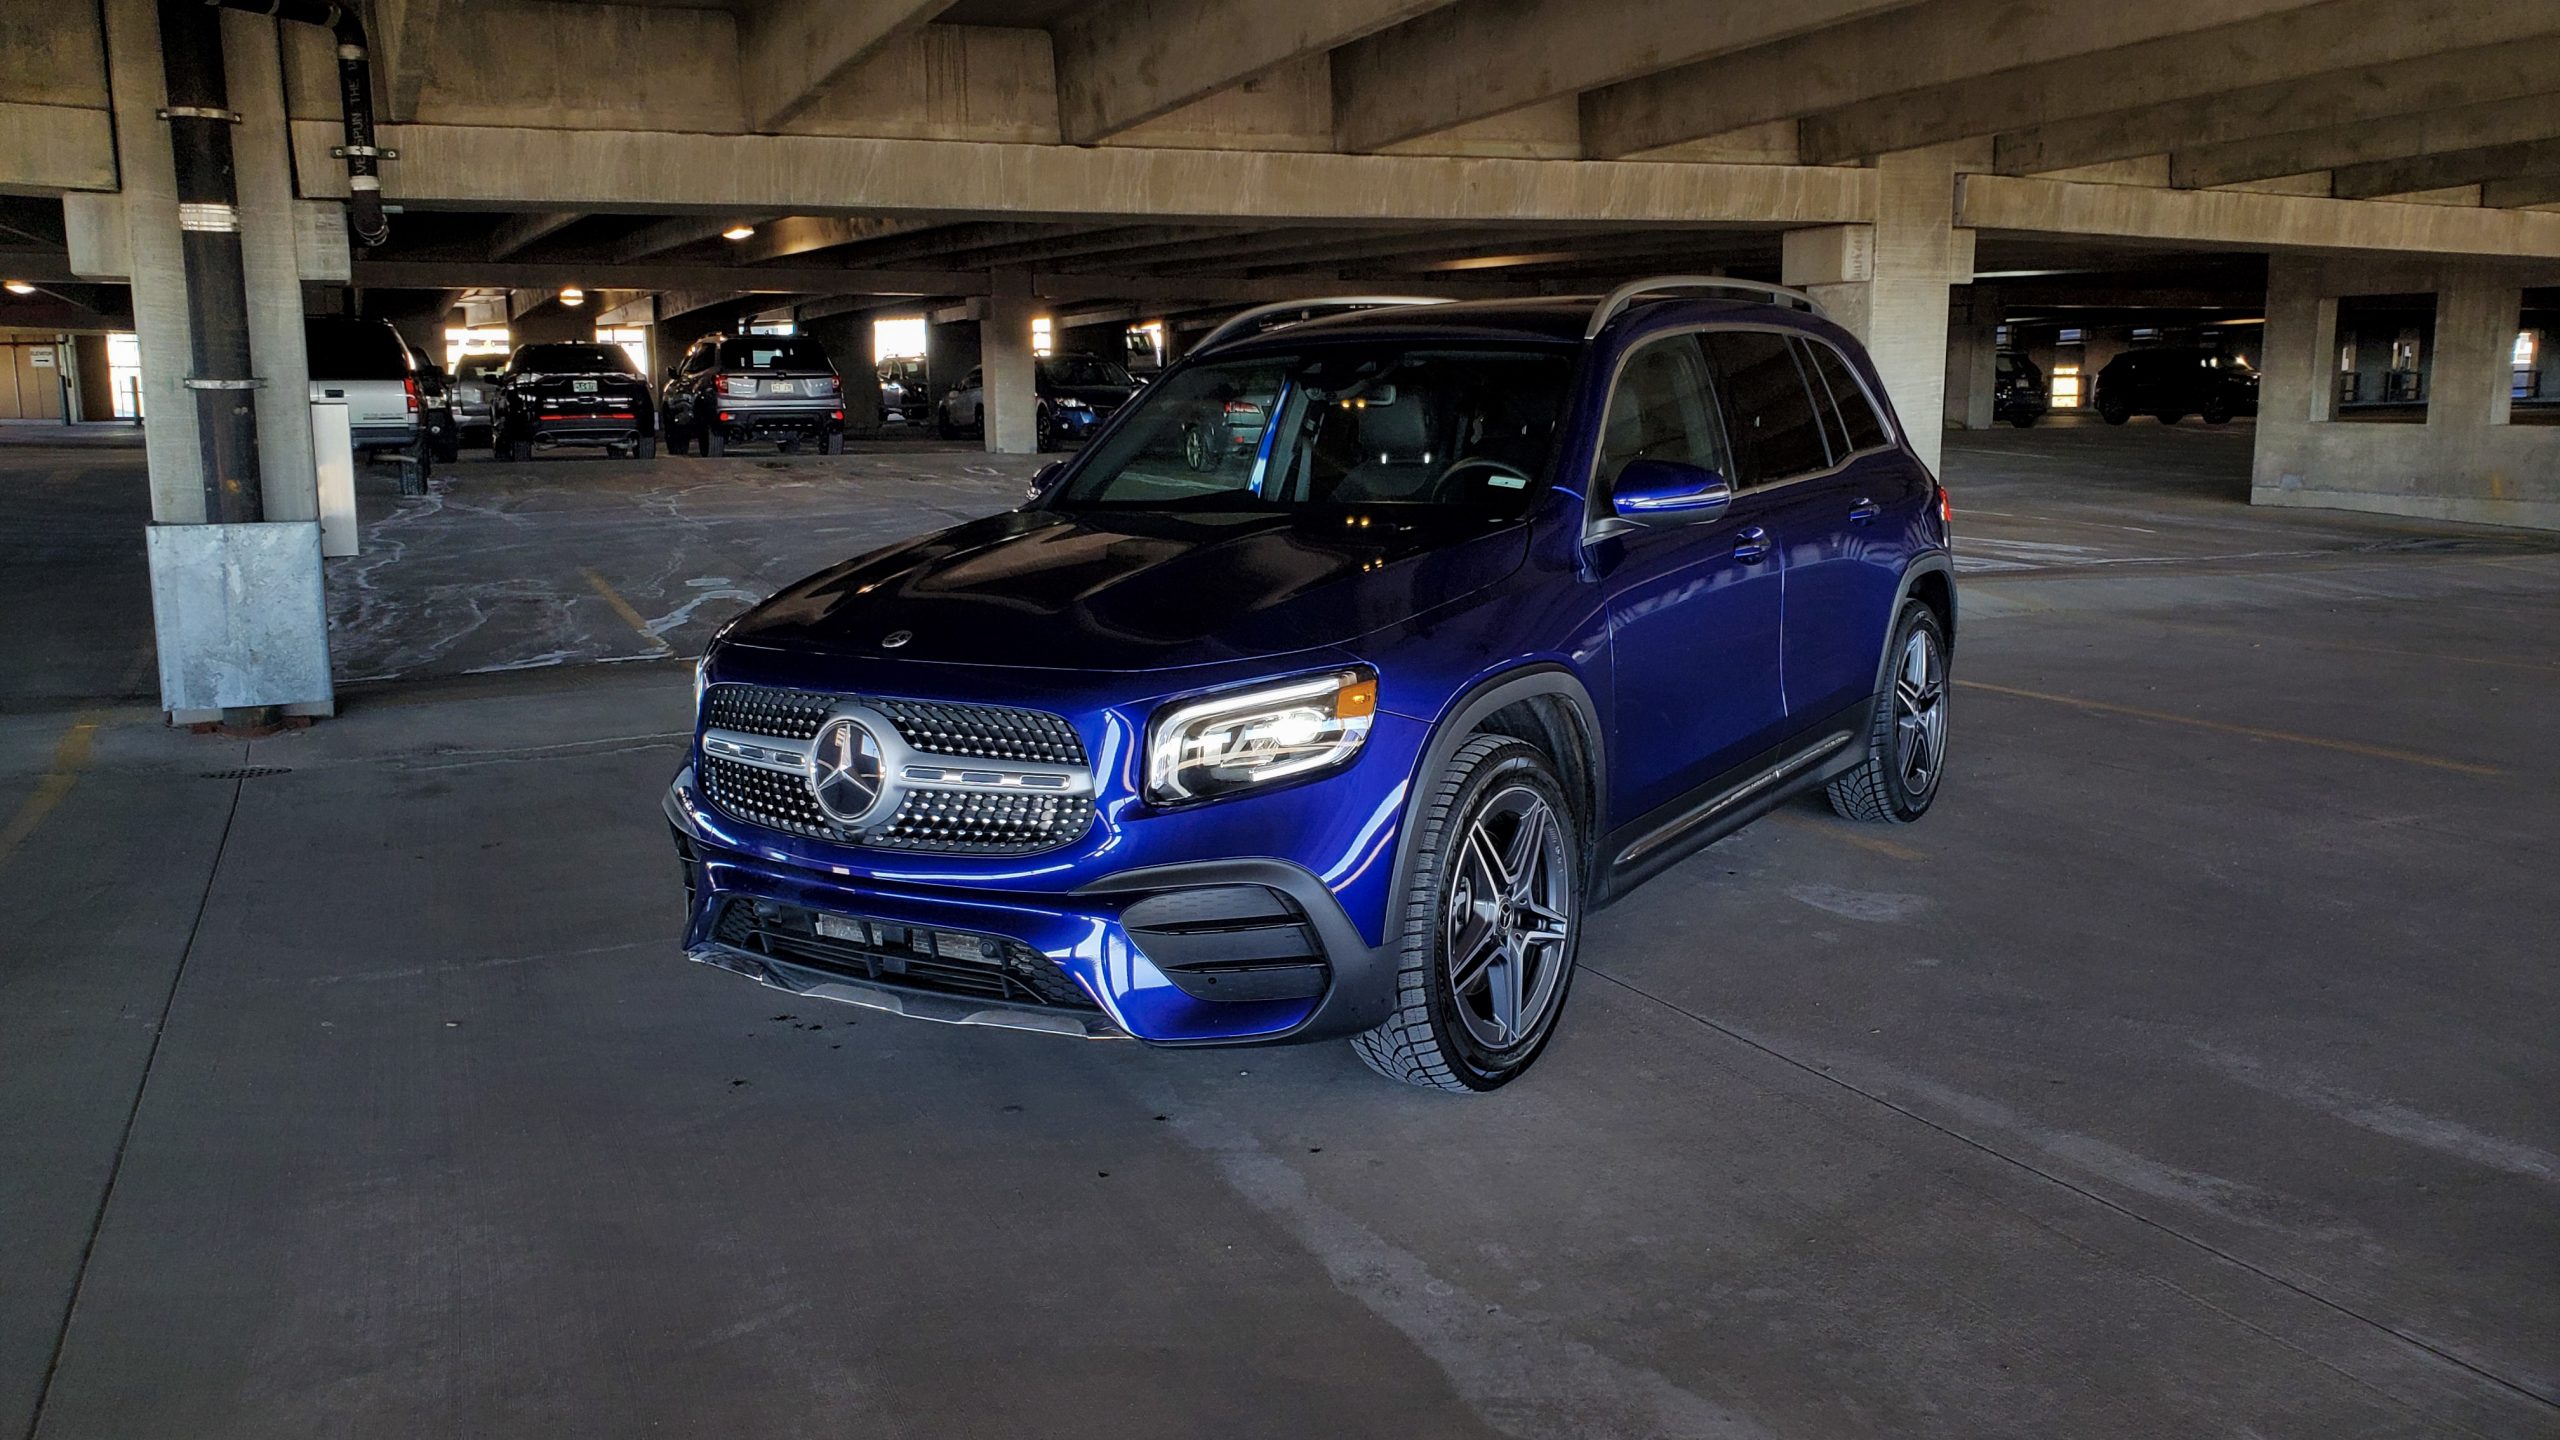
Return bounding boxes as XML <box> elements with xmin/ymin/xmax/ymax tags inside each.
<box><xmin>573</xmin><ymin>379</ymin><xmax>598</xmax><ymax>393</ymax></box>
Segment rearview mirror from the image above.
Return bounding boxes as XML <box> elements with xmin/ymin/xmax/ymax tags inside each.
<box><xmin>1610</xmin><ymin>458</ymin><xmax>1732</xmax><ymax>524</ymax></box>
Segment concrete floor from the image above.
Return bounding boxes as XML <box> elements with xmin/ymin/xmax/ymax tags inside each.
<box><xmin>3</xmin><ymin>421</ymin><xmax>2557</xmax><ymax>1438</ymax></box>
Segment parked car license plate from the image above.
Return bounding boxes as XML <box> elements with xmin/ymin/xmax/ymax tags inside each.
<box><xmin>766</xmin><ymin>379</ymin><xmax>797</xmax><ymax>395</ymax></box>
<box><xmin>573</xmin><ymin>379</ymin><xmax>597</xmax><ymax>393</ymax></box>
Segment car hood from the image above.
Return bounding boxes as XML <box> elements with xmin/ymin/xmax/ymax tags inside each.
<box><xmin>722</xmin><ymin>506</ymin><xmax>1529</xmax><ymax>671</ymax></box>
<box><xmin>1044</xmin><ymin>381</ymin><xmax>1139</xmax><ymax>410</ymax></box>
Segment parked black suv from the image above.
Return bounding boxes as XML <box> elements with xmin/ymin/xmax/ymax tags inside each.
<box><xmin>490</xmin><ymin>342</ymin><xmax>657</xmax><ymax>461</ymax></box>
<box><xmin>661</xmin><ymin>334</ymin><xmax>846</xmax><ymax>456</ymax></box>
<box><xmin>2092</xmin><ymin>346</ymin><xmax>2259</xmax><ymax>425</ymax></box>
<box><xmin>1993</xmin><ymin>350</ymin><xmax>2048</xmax><ymax>428</ymax></box>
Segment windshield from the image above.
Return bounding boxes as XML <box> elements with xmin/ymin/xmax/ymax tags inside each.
<box><xmin>1040</xmin><ymin>354</ymin><xmax>1134</xmax><ymax>388</ymax></box>
<box><xmin>1051</xmin><ymin>345</ymin><xmax>1571</xmax><ymax>514</ymax></box>
<box><xmin>512</xmin><ymin>344</ymin><xmax>639</xmax><ymax>376</ymax></box>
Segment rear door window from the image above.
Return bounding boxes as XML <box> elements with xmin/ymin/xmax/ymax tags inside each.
<box><xmin>1704</xmin><ymin>330</ymin><xmax>1830</xmax><ymax>486</ymax></box>
<box><xmin>1802</xmin><ymin>339</ymin><xmax>1891</xmax><ymax>454</ymax></box>
<box><xmin>1595</xmin><ymin>333</ymin><xmax>1728</xmax><ymax>492</ymax></box>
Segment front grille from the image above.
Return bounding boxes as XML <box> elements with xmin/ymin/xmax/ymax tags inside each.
<box><xmin>872</xmin><ymin>787</ymin><xmax>1093</xmax><ymax>854</ymax></box>
<box><xmin>873</xmin><ymin>698</ymin><xmax>1086</xmax><ymax>765</ymax></box>
<box><xmin>714</xmin><ymin>898</ymin><xmax>1095</xmax><ymax>1009</ymax></box>
<box><xmin>705</xmin><ymin>684</ymin><xmax>832</xmax><ymax>742</ymax></box>
<box><xmin>700</xmin><ymin>752</ymin><xmax>832</xmax><ymax>837</ymax></box>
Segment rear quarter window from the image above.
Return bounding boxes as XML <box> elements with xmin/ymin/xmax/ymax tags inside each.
<box><xmin>1804</xmin><ymin>340</ymin><xmax>1891</xmax><ymax>454</ymax></box>
<box><xmin>1704</xmin><ymin>330</ymin><xmax>1830</xmax><ymax>486</ymax></box>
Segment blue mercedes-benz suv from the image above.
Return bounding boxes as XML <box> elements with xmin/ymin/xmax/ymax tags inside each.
<box><xmin>667</xmin><ymin>279</ymin><xmax>1955</xmax><ymax>1091</ymax></box>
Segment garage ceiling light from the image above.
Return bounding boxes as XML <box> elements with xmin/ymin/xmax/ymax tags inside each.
<box><xmin>722</xmin><ymin>224</ymin><xmax>755</xmax><ymax>241</ymax></box>
<box><xmin>559</xmin><ymin>287</ymin><xmax>585</xmax><ymax>307</ymax></box>
<box><xmin>1</xmin><ymin>280</ymin><xmax>34</xmax><ymax>295</ymax></box>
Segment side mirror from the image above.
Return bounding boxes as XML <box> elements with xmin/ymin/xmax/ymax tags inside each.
<box><xmin>1022</xmin><ymin>461</ymin><xmax>1064</xmax><ymax>505</ymax></box>
<box><xmin>1610</xmin><ymin>458</ymin><xmax>1733</xmax><ymax>525</ymax></box>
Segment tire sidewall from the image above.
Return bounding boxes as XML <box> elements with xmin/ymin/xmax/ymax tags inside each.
<box><xmin>1412</xmin><ymin>742</ymin><xmax>1584</xmax><ymax>1090</ymax></box>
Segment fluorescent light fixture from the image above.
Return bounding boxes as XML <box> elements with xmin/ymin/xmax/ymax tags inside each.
<box><xmin>1</xmin><ymin>280</ymin><xmax>35</xmax><ymax>295</ymax></box>
<box><xmin>722</xmin><ymin>224</ymin><xmax>756</xmax><ymax>241</ymax></box>
<box><xmin>559</xmin><ymin>287</ymin><xmax>585</xmax><ymax>307</ymax></box>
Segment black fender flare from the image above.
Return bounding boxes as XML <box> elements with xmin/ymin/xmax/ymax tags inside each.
<box><xmin>1871</xmin><ymin>552</ymin><xmax>1958</xmax><ymax>699</ymax></box>
<box><xmin>1385</xmin><ymin>664</ymin><xmax>1608</xmax><ymax>925</ymax></box>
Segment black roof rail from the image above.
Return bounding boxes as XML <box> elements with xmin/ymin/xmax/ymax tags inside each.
<box><xmin>1585</xmin><ymin>276</ymin><xmax>1825</xmax><ymax>339</ymax></box>
<box><xmin>1193</xmin><ymin>296</ymin><xmax>1453</xmax><ymax>353</ymax></box>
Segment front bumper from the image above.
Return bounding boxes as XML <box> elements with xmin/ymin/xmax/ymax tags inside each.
<box><xmin>666</xmin><ymin>765</ymin><xmax>1402</xmax><ymax>1047</ymax></box>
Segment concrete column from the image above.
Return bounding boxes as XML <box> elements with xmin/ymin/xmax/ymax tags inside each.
<box><xmin>1783</xmin><ymin>143</ymin><xmax>1980</xmax><ymax>476</ymax></box>
<box><xmin>980</xmin><ymin>283</ymin><xmax>1039</xmax><ymax>455</ymax></box>
<box><xmin>1942</xmin><ymin>287</ymin><xmax>1998</xmax><ymax>431</ymax></box>
<box><xmin>102</xmin><ymin>0</ymin><xmax>333</xmax><ymax>719</ymax></box>
<box><xmin>2254</xmin><ymin>254</ymin><xmax>2560</xmax><ymax>531</ymax></box>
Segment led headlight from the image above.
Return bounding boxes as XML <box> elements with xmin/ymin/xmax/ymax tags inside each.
<box><xmin>1146</xmin><ymin>667</ymin><xmax>1378</xmax><ymax>804</ymax></box>
<box><xmin>1056</xmin><ymin>397</ymin><xmax>1091</xmax><ymax>411</ymax></box>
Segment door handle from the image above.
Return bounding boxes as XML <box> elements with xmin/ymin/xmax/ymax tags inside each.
<box><xmin>1733</xmin><ymin>525</ymin><xmax>1770</xmax><ymax>563</ymax></box>
<box><xmin>1848</xmin><ymin>498</ymin><xmax>1882</xmax><ymax>523</ymax></box>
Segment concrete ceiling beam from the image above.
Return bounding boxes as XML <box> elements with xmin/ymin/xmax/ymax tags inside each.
<box><xmin>1793</xmin><ymin>0</ymin><xmax>2560</xmax><ymax>166</ymax></box>
<box><xmin>289</xmin><ymin>120</ymin><xmax>1877</xmax><ymax>228</ymax></box>
<box><xmin>1583</xmin><ymin>0</ymin><xmax>2327</xmax><ymax>160</ymax></box>
<box><xmin>352</xmin><ymin>258</ymin><xmax>1555</xmax><ymax>305</ymax></box>
<box><xmin>1956</xmin><ymin>173</ymin><xmax>2560</xmax><ymax>259</ymax></box>
<box><xmin>604</xmin><ymin>216</ymin><xmax>762</xmax><ymax>264</ymax></box>
<box><xmin>2175</xmin><ymin>93</ymin><xmax>2560</xmax><ymax>189</ymax></box>
<box><xmin>1333</xmin><ymin>0</ymin><xmax>1913</xmax><ymax>154</ymax></box>
<box><xmin>1054</xmin><ymin>0</ymin><xmax>1451</xmax><ymax>145</ymax></box>
<box><xmin>2485</xmin><ymin>175</ymin><xmax>2560</xmax><ymax>209</ymax></box>
<box><xmin>2333</xmin><ymin>136</ymin><xmax>2560</xmax><ymax>200</ymax></box>
<box><xmin>738</xmin><ymin>0</ymin><xmax>955</xmax><ymax>133</ymax></box>
<box><xmin>1993</xmin><ymin>36</ymin><xmax>2560</xmax><ymax>177</ymax></box>
<box><xmin>731</xmin><ymin>215</ymin><xmax>932</xmax><ymax>264</ymax></box>
<box><xmin>486</xmin><ymin>212</ymin><xmax>581</xmax><ymax>260</ymax></box>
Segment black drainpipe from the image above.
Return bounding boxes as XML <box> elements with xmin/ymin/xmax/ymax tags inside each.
<box><xmin>158</xmin><ymin>0</ymin><xmax>263</xmax><ymax>525</ymax></box>
<box><xmin>207</xmin><ymin>0</ymin><xmax>391</xmax><ymax>247</ymax></box>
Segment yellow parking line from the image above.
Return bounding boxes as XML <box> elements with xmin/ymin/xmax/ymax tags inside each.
<box><xmin>0</xmin><ymin>714</ymin><xmax>102</xmax><ymax>868</ymax></box>
<box><xmin>1955</xmin><ymin>679</ymin><xmax>2501</xmax><ymax>777</ymax></box>
<box><xmin>581</xmin><ymin>568</ymin><xmax>674</xmax><ymax>653</ymax></box>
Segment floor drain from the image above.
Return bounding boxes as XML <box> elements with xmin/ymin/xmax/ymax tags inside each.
<box><xmin>201</xmin><ymin>766</ymin><xmax>292</xmax><ymax>780</ymax></box>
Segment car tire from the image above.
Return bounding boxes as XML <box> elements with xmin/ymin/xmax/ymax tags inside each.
<box><xmin>506</xmin><ymin>438</ymin><xmax>533</xmax><ymax>463</ymax></box>
<box><xmin>635</xmin><ymin>436</ymin><xmax>657</xmax><ymax>460</ymax></box>
<box><xmin>1352</xmin><ymin>734</ymin><xmax>1583</xmax><ymax>1094</ymax></box>
<box><xmin>1826</xmin><ymin>601</ymin><xmax>1950</xmax><ymax>825</ymax></box>
<box><xmin>2098</xmin><ymin>396</ymin><xmax>2131</xmax><ymax>425</ymax></box>
<box><xmin>1035</xmin><ymin>404</ymin><xmax>1057</xmax><ymax>452</ymax></box>
<box><xmin>1182</xmin><ymin>419</ymin><xmax>1220</xmax><ymax>471</ymax></box>
<box><xmin>704</xmin><ymin>426</ymin><xmax>725</xmax><ymax>458</ymax></box>
<box><xmin>936</xmin><ymin>409</ymin><xmax>960</xmax><ymax>441</ymax></box>
<box><xmin>823</xmin><ymin>431</ymin><xmax>846</xmax><ymax>456</ymax></box>
<box><xmin>2007</xmin><ymin>413</ymin><xmax>2038</xmax><ymax>429</ymax></box>
<box><xmin>2202</xmin><ymin>398</ymin><xmax>2233</xmax><ymax>425</ymax></box>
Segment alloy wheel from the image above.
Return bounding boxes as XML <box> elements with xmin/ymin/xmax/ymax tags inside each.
<box><xmin>1893</xmin><ymin>628</ymin><xmax>1948</xmax><ymax>796</ymax></box>
<box><xmin>1443</xmin><ymin>784</ymin><xmax>1573</xmax><ymax>1051</ymax></box>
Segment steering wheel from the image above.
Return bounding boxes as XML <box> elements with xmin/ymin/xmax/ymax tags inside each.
<box><xmin>1431</xmin><ymin>457</ymin><xmax>1533</xmax><ymax>503</ymax></box>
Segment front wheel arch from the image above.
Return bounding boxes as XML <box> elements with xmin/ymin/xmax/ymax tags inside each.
<box><xmin>1386</xmin><ymin>666</ymin><xmax>1606</xmax><ymax>933</ymax></box>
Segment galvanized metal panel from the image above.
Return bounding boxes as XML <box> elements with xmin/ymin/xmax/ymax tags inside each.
<box><xmin>146</xmin><ymin>521</ymin><xmax>335</xmax><ymax>712</ymax></box>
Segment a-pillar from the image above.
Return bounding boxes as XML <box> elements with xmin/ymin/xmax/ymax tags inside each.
<box><xmin>980</xmin><ymin>277</ymin><xmax>1041</xmax><ymax>455</ymax></box>
<box><xmin>1783</xmin><ymin>143</ymin><xmax>1980</xmax><ymax>477</ymax></box>
<box><xmin>97</xmin><ymin>0</ymin><xmax>332</xmax><ymax>722</ymax></box>
<box><xmin>2254</xmin><ymin>254</ymin><xmax>2559</xmax><ymax>530</ymax></box>
<box><xmin>1942</xmin><ymin>286</ymin><xmax>1999</xmax><ymax>431</ymax></box>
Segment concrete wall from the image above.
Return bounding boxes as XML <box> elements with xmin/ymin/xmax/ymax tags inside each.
<box><xmin>2255</xmin><ymin>253</ymin><xmax>2560</xmax><ymax>530</ymax></box>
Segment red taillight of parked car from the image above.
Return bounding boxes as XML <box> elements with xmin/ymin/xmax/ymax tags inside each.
<box><xmin>824</xmin><ymin>376</ymin><xmax>842</xmax><ymax>395</ymax></box>
<box><xmin>712</xmin><ymin>373</ymin><xmax>730</xmax><ymax>395</ymax></box>
<box><xmin>831</xmin><ymin>410</ymin><xmax>844</xmax><ymax>422</ymax></box>
<box><xmin>403</xmin><ymin>375</ymin><xmax>420</xmax><ymax>415</ymax></box>
<box><xmin>1938</xmin><ymin>486</ymin><xmax>1952</xmax><ymax>527</ymax></box>
<box><xmin>1224</xmin><ymin>400</ymin><xmax>1258</xmax><ymax>417</ymax></box>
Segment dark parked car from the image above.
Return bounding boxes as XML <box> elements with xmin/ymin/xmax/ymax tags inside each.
<box><xmin>404</xmin><ymin>342</ymin><xmax>461</xmax><ymax>463</ymax></box>
<box><xmin>1993</xmin><ymin>349</ymin><xmax>2048</xmax><ymax>428</ymax></box>
<box><xmin>669</xmin><ymin>281</ymin><xmax>1955</xmax><ymax>1091</ymax></box>
<box><xmin>490</xmin><ymin>342</ymin><xmax>656</xmax><ymax>461</ymax></box>
<box><xmin>661</xmin><ymin>334</ymin><xmax>845</xmax><ymax>456</ymax></box>
<box><xmin>935</xmin><ymin>352</ymin><xmax>1141</xmax><ymax>449</ymax></box>
<box><xmin>2092</xmin><ymin>346</ymin><xmax>2259</xmax><ymax>425</ymax></box>
<box><xmin>303</xmin><ymin>315</ymin><xmax>419</xmax><ymax>463</ymax></box>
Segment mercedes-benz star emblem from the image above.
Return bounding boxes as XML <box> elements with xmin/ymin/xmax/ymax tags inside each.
<box><xmin>881</xmin><ymin>630</ymin><xmax>912</xmax><ymax>650</ymax></box>
<box><xmin>807</xmin><ymin>716</ymin><xmax>886</xmax><ymax>826</ymax></box>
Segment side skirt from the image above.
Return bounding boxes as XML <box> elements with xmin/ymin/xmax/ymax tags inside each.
<box><xmin>1590</xmin><ymin>695</ymin><xmax>1877</xmax><ymax>906</ymax></box>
